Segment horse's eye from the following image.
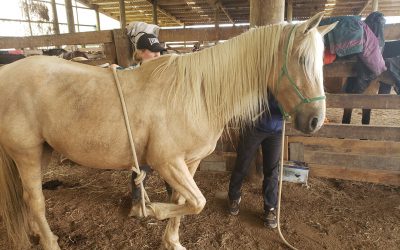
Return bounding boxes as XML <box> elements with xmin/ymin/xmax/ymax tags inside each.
<box><xmin>299</xmin><ymin>56</ymin><xmax>306</xmax><ymax>65</ymax></box>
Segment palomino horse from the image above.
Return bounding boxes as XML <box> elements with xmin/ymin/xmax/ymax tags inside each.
<box><xmin>0</xmin><ymin>12</ymin><xmax>335</xmax><ymax>250</ymax></box>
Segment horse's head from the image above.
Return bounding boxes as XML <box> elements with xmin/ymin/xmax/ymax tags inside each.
<box><xmin>273</xmin><ymin>12</ymin><xmax>337</xmax><ymax>134</ymax></box>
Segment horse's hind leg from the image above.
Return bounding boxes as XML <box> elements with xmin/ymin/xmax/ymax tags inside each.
<box><xmin>9</xmin><ymin>145</ymin><xmax>60</xmax><ymax>250</ymax></box>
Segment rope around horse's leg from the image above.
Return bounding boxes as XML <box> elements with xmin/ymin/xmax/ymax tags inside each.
<box><xmin>111</xmin><ymin>65</ymin><xmax>150</xmax><ymax>217</ymax></box>
<box><xmin>277</xmin><ymin>121</ymin><xmax>298</xmax><ymax>250</ymax></box>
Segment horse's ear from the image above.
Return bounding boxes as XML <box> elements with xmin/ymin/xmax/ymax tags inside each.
<box><xmin>299</xmin><ymin>11</ymin><xmax>325</xmax><ymax>34</ymax></box>
<box><xmin>317</xmin><ymin>22</ymin><xmax>338</xmax><ymax>37</ymax></box>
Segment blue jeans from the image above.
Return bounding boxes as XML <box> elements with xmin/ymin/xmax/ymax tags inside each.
<box><xmin>228</xmin><ymin>128</ymin><xmax>282</xmax><ymax>212</ymax></box>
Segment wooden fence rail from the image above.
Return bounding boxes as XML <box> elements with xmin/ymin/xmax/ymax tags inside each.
<box><xmin>285</xmin><ymin>94</ymin><xmax>400</xmax><ymax>185</ymax></box>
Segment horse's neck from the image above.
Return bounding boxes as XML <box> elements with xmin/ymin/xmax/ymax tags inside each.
<box><xmin>186</xmin><ymin>32</ymin><xmax>280</xmax><ymax>129</ymax></box>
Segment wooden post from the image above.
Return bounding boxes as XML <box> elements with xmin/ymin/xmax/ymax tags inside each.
<box><xmin>119</xmin><ymin>0</ymin><xmax>126</xmax><ymax>29</ymax></box>
<box><xmin>94</xmin><ymin>5</ymin><xmax>101</xmax><ymax>31</ymax></box>
<box><xmin>215</xmin><ymin>7</ymin><xmax>220</xmax><ymax>43</ymax></box>
<box><xmin>51</xmin><ymin>0</ymin><xmax>60</xmax><ymax>34</ymax></box>
<box><xmin>247</xmin><ymin>0</ymin><xmax>284</xmax><ymax>182</ymax></box>
<box><xmin>250</xmin><ymin>0</ymin><xmax>284</xmax><ymax>27</ymax></box>
<box><xmin>152</xmin><ymin>0</ymin><xmax>158</xmax><ymax>25</ymax></box>
<box><xmin>65</xmin><ymin>0</ymin><xmax>75</xmax><ymax>33</ymax></box>
<box><xmin>372</xmin><ymin>0</ymin><xmax>379</xmax><ymax>11</ymax></box>
<box><xmin>112</xmin><ymin>29</ymin><xmax>133</xmax><ymax>67</ymax></box>
<box><xmin>287</xmin><ymin>0</ymin><xmax>293</xmax><ymax>23</ymax></box>
<box><xmin>24</xmin><ymin>0</ymin><xmax>33</xmax><ymax>36</ymax></box>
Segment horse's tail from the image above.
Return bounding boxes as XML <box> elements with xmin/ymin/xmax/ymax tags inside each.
<box><xmin>0</xmin><ymin>145</ymin><xmax>30</xmax><ymax>249</ymax></box>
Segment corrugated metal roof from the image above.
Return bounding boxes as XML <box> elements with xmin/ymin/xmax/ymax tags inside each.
<box><xmin>79</xmin><ymin>0</ymin><xmax>400</xmax><ymax>27</ymax></box>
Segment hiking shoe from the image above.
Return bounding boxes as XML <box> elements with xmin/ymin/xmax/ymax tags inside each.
<box><xmin>228</xmin><ymin>197</ymin><xmax>241</xmax><ymax>215</ymax></box>
<box><xmin>263</xmin><ymin>208</ymin><xmax>277</xmax><ymax>229</ymax></box>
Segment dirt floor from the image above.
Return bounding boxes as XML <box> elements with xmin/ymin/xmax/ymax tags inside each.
<box><xmin>1</xmin><ymin>98</ymin><xmax>399</xmax><ymax>250</ymax></box>
<box><xmin>0</xmin><ymin>157</ymin><xmax>399</xmax><ymax>250</ymax></box>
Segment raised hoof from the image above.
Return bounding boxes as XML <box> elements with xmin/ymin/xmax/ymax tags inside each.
<box><xmin>42</xmin><ymin>235</ymin><xmax>61</xmax><ymax>250</ymax></box>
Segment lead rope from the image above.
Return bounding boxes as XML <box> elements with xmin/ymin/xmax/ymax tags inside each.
<box><xmin>277</xmin><ymin>121</ymin><xmax>298</xmax><ymax>250</ymax></box>
<box><xmin>111</xmin><ymin>65</ymin><xmax>150</xmax><ymax>217</ymax></box>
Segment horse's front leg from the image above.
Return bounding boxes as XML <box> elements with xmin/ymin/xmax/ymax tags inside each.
<box><xmin>162</xmin><ymin>159</ymin><xmax>201</xmax><ymax>250</ymax></box>
<box><xmin>132</xmin><ymin>159</ymin><xmax>206</xmax><ymax>219</ymax></box>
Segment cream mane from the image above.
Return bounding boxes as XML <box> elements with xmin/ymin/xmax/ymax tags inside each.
<box><xmin>153</xmin><ymin>22</ymin><xmax>324</xmax><ymax>130</ymax></box>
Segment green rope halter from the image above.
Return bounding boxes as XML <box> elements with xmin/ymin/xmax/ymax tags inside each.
<box><xmin>275</xmin><ymin>25</ymin><xmax>326</xmax><ymax>120</ymax></box>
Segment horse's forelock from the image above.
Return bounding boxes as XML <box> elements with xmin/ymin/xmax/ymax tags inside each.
<box><xmin>294</xmin><ymin>27</ymin><xmax>325</xmax><ymax>87</ymax></box>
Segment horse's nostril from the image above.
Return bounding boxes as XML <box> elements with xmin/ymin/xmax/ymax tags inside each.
<box><xmin>310</xmin><ymin>117</ymin><xmax>319</xmax><ymax>130</ymax></box>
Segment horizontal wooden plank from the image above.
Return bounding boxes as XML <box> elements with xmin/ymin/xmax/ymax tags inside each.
<box><xmin>159</xmin><ymin>26</ymin><xmax>247</xmax><ymax>42</ymax></box>
<box><xmin>384</xmin><ymin>23</ymin><xmax>400</xmax><ymax>41</ymax></box>
<box><xmin>0</xmin><ymin>30</ymin><xmax>114</xmax><ymax>49</ymax></box>
<box><xmin>286</xmin><ymin>123</ymin><xmax>400</xmax><ymax>141</ymax></box>
<box><xmin>326</xmin><ymin>94</ymin><xmax>400</xmax><ymax>109</ymax></box>
<box><xmin>159</xmin><ymin>23</ymin><xmax>399</xmax><ymax>42</ymax></box>
<box><xmin>288</xmin><ymin>136</ymin><xmax>400</xmax><ymax>157</ymax></box>
<box><xmin>309</xmin><ymin>164</ymin><xmax>400</xmax><ymax>186</ymax></box>
<box><xmin>324</xmin><ymin>60</ymin><xmax>357</xmax><ymax>77</ymax></box>
<box><xmin>305</xmin><ymin>151</ymin><xmax>400</xmax><ymax>171</ymax></box>
<box><xmin>77</xmin><ymin>58</ymin><xmax>111</xmax><ymax>66</ymax></box>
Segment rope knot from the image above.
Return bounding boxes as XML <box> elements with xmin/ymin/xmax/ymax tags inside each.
<box><xmin>134</xmin><ymin>169</ymin><xmax>147</xmax><ymax>186</ymax></box>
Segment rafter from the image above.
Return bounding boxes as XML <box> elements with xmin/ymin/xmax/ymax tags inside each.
<box><xmin>206</xmin><ymin>0</ymin><xmax>234</xmax><ymax>24</ymax></box>
<box><xmin>144</xmin><ymin>0</ymin><xmax>183</xmax><ymax>25</ymax></box>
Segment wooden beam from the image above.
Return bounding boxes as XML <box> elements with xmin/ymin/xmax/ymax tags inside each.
<box><xmin>372</xmin><ymin>0</ymin><xmax>379</xmax><ymax>11</ymax></box>
<box><xmin>65</xmin><ymin>0</ymin><xmax>75</xmax><ymax>33</ymax></box>
<box><xmin>287</xmin><ymin>0</ymin><xmax>293</xmax><ymax>23</ymax></box>
<box><xmin>288</xmin><ymin>136</ymin><xmax>400</xmax><ymax>157</ymax></box>
<box><xmin>250</xmin><ymin>0</ymin><xmax>284</xmax><ymax>26</ymax></box>
<box><xmin>112</xmin><ymin>29</ymin><xmax>133</xmax><ymax>67</ymax></box>
<box><xmin>324</xmin><ymin>60</ymin><xmax>356</xmax><ymax>77</ymax></box>
<box><xmin>207</xmin><ymin>0</ymin><xmax>234</xmax><ymax>24</ymax></box>
<box><xmin>94</xmin><ymin>5</ymin><xmax>101</xmax><ymax>31</ymax></box>
<box><xmin>51</xmin><ymin>0</ymin><xmax>60</xmax><ymax>34</ymax></box>
<box><xmin>326</xmin><ymin>94</ymin><xmax>400</xmax><ymax>109</ymax></box>
<box><xmin>359</xmin><ymin>0</ymin><xmax>372</xmax><ymax>14</ymax></box>
<box><xmin>142</xmin><ymin>0</ymin><xmax>182</xmax><ymax>26</ymax></box>
<box><xmin>305</xmin><ymin>151</ymin><xmax>400</xmax><ymax>171</ymax></box>
<box><xmin>286</xmin><ymin>123</ymin><xmax>400</xmax><ymax>141</ymax></box>
<box><xmin>152</xmin><ymin>0</ymin><xmax>158</xmax><ymax>25</ymax></box>
<box><xmin>384</xmin><ymin>23</ymin><xmax>400</xmax><ymax>41</ymax></box>
<box><xmin>0</xmin><ymin>30</ymin><xmax>113</xmax><ymax>49</ymax></box>
<box><xmin>309</xmin><ymin>164</ymin><xmax>400</xmax><ymax>186</ymax></box>
<box><xmin>119</xmin><ymin>0</ymin><xmax>126</xmax><ymax>28</ymax></box>
<box><xmin>158</xmin><ymin>26</ymin><xmax>247</xmax><ymax>42</ymax></box>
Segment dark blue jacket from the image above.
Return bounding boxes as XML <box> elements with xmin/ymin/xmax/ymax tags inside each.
<box><xmin>255</xmin><ymin>96</ymin><xmax>283</xmax><ymax>134</ymax></box>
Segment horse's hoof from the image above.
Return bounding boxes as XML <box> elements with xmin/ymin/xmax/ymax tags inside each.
<box><xmin>163</xmin><ymin>242</ymin><xmax>186</xmax><ymax>250</ymax></box>
<box><xmin>128</xmin><ymin>203</ymin><xmax>144</xmax><ymax>218</ymax></box>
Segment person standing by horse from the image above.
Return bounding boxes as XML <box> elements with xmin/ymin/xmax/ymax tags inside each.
<box><xmin>121</xmin><ymin>31</ymin><xmax>172</xmax><ymax>203</ymax></box>
<box><xmin>228</xmin><ymin>94</ymin><xmax>283</xmax><ymax>229</ymax></box>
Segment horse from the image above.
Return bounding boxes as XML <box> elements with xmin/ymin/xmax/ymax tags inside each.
<box><xmin>42</xmin><ymin>48</ymin><xmax>89</xmax><ymax>61</ymax></box>
<box><xmin>0</xmin><ymin>12</ymin><xmax>335</xmax><ymax>250</ymax></box>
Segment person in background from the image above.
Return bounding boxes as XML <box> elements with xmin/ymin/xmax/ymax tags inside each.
<box><xmin>192</xmin><ymin>42</ymin><xmax>201</xmax><ymax>52</ymax></box>
<box><xmin>123</xmin><ymin>32</ymin><xmax>171</xmax><ymax>204</ymax></box>
<box><xmin>115</xmin><ymin>33</ymin><xmax>166</xmax><ymax>70</ymax></box>
<box><xmin>133</xmin><ymin>33</ymin><xmax>166</xmax><ymax>64</ymax></box>
<box><xmin>228</xmin><ymin>95</ymin><xmax>283</xmax><ymax>229</ymax></box>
